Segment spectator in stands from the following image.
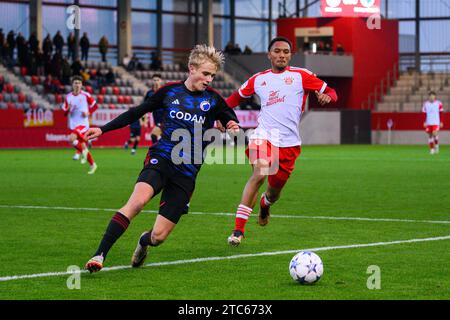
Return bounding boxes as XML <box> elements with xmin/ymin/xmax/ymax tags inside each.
<box><xmin>336</xmin><ymin>43</ymin><xmax>345</xmax><ymax>55</ymax></box>
<box><xmin>243</xmin><ymin>45</ymin><xmax>253</xmax><ymax>55</ymax></box>
<box><xmin>35</xmin><ymin>48</ymin><xmax>45</xmax><ymax>76</ymax></box>
<box><xmin>224</xmin><ymin>41</ymin><xmax>235</xmax><ymax>54</ymax></box>
<box><xmin>51</xmin><ymin>52</ymin><xmax>63</xmax><ymax>79</ymax></box>
<box><xmin>6</xmin><ymin>30</ymin><xmax>16</xmax><ymax>60</ymax></box>
<box><xmin>61</xmin><ymin>57</ymin><xmax>72</xmax><ymax>85</ymax></box>
<box><xmin>67</xmin><ymin>32</ymin><xmax>76</xmax><ymax>62</ymax></box>
<box><xmin>53</xmin><ymin>31</ymin><xmax>64</xmax><ymax>56</ymax></box>
<box><xmin>0</xmin><ymin>29</ymin><xmax>4</xmax><ymax>63</ymax></box>
<box><xmin>0</xmin><ymin>75</ymin><xmax>4</xmax><ymax>93</ymax></box>
<box><xmin>43</xmin><ymin>34</ymin><xmax>53</xmax><ymax>59</ymax></box>
<box><xmin>28</xmin><ymin>32</ymin><xmax>39</xmax><ymax>54</ymax></box>
<box><xmin>122</xmin><ymin>54</ymin><xmax>131</xmax><ymax>69</ymax></box>
<box><xmin>302</xmin><ymin>39</ymin><xmax>311</xmax><ymax>53</ymax></box>
<box><xmin>16</xmin><ymin>32</ymin><xmax>26</xmax><ymax>67</ymax></box>
<box><xmin>71</xmin><ymin>58</ymin><xmax>83</xmax><ymax>76</ymax></box>
<box><xmin>80</xmin><ymin>32</ymin><xmax>90</xmax><ymax>62</ymax></box>
<box><xmin>324</xmin><ymin>43</ymin><xmax>332</xmax><ymax>55</ymax></box>
<box><xmin>99</xmin><ymin>36</ymin><xmax>109</xmax><ymax>63</ymax></box>
<box><xmin>150</xmin><ymin>51</ymin><xmax>162</xmax><ymax>71</ymax></box>
<box><xmin>105</xmin><ymin>68</ymin><xmax>116</xmax><ymax>85</ymax></box>
<box><xmin>43</xmin><ymin>74</ymin><xmax>62</xmax><ymax>94</ymax></box>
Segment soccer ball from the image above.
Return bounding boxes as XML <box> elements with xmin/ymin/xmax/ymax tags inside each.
<box><xmin>289</xmin><ymin>251</ymin><xmax>323</xmax><ymax>284</ymax></box>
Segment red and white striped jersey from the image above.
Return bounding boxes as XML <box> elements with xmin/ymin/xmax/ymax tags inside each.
<box><xmin>238</xmin><ymin>66</ymin><xmax>327</xmax><ymax>147</ymax></box>
<box><xmin>422</xmin><ymin>100</ymin><xmax>443</xmax><ymax>126</ymax></box>
<box><xmin>63</xmin><ymin>90</ymin><xmax>96</xmax><ymax>130</ymax></box>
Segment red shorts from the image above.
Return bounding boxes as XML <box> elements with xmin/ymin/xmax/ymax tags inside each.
<box><xmin>245</xmin><ymin>139</ymin><xmax>301</xmax><ymax>189</ymax></box>
<box><xmin>71</xmin><ymin>125</ymin><xmax>88</xmax><ymax>141</ymax></box>
<box><xmin>425</xmin><ymin>125</ymin><xmax>439</xmax><ymax>134</ymax></box>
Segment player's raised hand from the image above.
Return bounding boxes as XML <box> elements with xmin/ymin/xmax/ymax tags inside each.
<box><xmin>315</xmin><ymin>91</ymin><xmax>332</xmax><ymax>105</ymax></box>
<box><xmin>226</xmin><ymin>120</ymin><xmax>240</xmax><ymax>135</ymax></box>
<box><xmin>84</xmin><ymin>127</ymin><xmax>102</xmax><ymax>141</ymax></box>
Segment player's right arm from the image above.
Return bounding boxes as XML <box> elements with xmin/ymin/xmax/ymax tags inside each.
<box><xmin>84</xmin><ymin>87</ymin><xmax>166</xmax><ymax>140</ymax></box>
<box><xmin>226</xmin><ymin>75</ymin><xmax>257</xmax><ymax>108</ymax></box>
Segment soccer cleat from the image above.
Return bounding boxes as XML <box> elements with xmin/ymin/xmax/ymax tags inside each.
<box><xmin>88</xmin><ymin>163</ymin><xmax>98</xmax><ymax>175</ymax></box>
<box><xmin>85</xmin><ymin>255</ymin><xmax>104</xmax><ymax>273</ymax></box>
<box><xmin>131</xmin><ymin>149</ymin><xmax>136</xmax><ymax>155</ymax></box>
<box><xmin>124</xmin><ymin>142</ymin><xmax>129</xmax><ymax>150</ymax></box>
<box><xmin>430</xmin><ymin>148</ymin><xmax>435</xmax><ymax>155</ymax></box>
<box><xmin>73</xmin><ymin>153</ymin><xmax>80</xmax><ymax>161</ymax></box>
<box><xmin>227</xmin><ymin>230</ymin><xmax>244</xmax><ymax>247</ymax></box>
<box><xmin>258</xmin><ymin>194</ymin><xmax>271</xmax><ymax>226</ymax></box>
<box><xmin>81</xmin><ymin>148</ymin><xmax>88</xmax><ymax>164</ymax></box>
<box><xmin>131</xmin><ymin>232</ymin><xmax>150</xmax><ymax>268</ymax></box>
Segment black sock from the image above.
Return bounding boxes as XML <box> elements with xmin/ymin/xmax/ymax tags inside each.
<box><xmin>151</xmin><ymin>134</ymin><xmax>158</xmax><ymax>144</ymax></box>
<box><xmin>139</xmin><ymin>229</ymin><xmax>159</xmax><ymax>247</ymax></box>
<box><xmin>93</xmin><ymin>212</ymin><xmax>130</xmax><ymax>259</ymax></box>
<box><xmin>133</xmin><ymin>140</ymin><xmax>139</xmax><ymax>150</ymax></box>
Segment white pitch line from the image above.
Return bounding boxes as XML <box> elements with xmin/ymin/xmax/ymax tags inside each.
<box><xmin>0</xmin><ymin>204</ymin><xmax>449</xmax><ymax>225</ymax></box>
<box><xmin>1</xmin><ymin>235</ymin><xmax>449</xmax><ymax>283</ymax></box>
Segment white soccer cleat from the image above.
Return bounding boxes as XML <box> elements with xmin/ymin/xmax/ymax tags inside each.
<box><xmin>131</xmin><ymin>149</ymin><xmax>136</xmax><ymax>155</ymax></box>
<box><xmin>73</xmin><ymin>153</ymin><xmax>80</xmax><ymax>161</ymax></box>
<box><xmin>85</xmin><ymin>255</ymin><xmax>104</xmax><ymax>273</ymax></box>
<box><xmin>131</xmin><ymin>232</ymin><xmax>149</xmax><ymax>268</ymax></box>
<box><xmin>430</xmin><ymin>149</ymin><xmax>435</xmax><ymax>155</ymax></box>
<box><xmin>227</xmin><ymin>230</ymin><xmax>244</xmax><ymax>247</ymax></box>
<box><xmin>88</xmin><ymin>163</ymin><xmax>97</xmax><ymax>174</ymax></box>
<box><xmin>81</xmin><ymin>148</ymin><xmax>88</xmax><ymax>164</ymax></box>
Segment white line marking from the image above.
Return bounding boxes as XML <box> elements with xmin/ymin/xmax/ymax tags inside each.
<box><xmin>1</xmin><ymin>204</ymin><xmax>449</xmax><ymax>225</ymax></box>
<box><xmin>1</xmin><ymin>235</ymin><xmax>449</xmax><ymax>282</ymax></box>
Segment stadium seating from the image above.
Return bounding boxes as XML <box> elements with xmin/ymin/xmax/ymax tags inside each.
<box><xmin>0</xmin><ymin>75</ymin><xmax>38</xmax><ymax>110</ymax></box>
<box><xmin>376</xmin><ymin>71</ymin><xmax>450</xmax><ymax>112</ymax></box>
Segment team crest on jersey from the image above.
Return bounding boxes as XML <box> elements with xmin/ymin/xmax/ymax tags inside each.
<box><xmin>200</xmin><ymin>100</ymin><xmax>211</xmax><ymax>112</ymax></box>
<box><xmin>284</xmin><ymin>77</ymin><xmax>294</xmax><ymax>85</ymax></box>
<box><xmin>150</xmin><ymin>158</ymin><xmax>158</xmax><ymax>165</ymax></box>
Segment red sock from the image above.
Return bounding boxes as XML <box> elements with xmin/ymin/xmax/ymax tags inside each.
<box><xmin>234</xmin><ymin>204</ymin><xmax>252</xmax><ymax>234</ymax></box>
<box><xmin>260</xmin><ymin>193</ymin><xmax>272</xmax><ymax>209</ymax></box>
<box><xmin>434</xmin><ymin>137</ymin><xmax>439</xmax><ymax>146</ymax></box>
<box><xmin>428</xmin><ymin>138</ymin><xmax>435</xmax><ymax>150</ymax></box>
<box><xmin>87</xmin><ymin>152</ymin><xmax>95</xmax><ymax>166</ymax></box>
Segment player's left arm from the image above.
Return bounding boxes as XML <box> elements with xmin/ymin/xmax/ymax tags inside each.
<box><xmin>302</xmin><ymin>70</ymin><xmax>338</xmax><ymax>106</ymax></box>
<box><xmin>439</xmin><ymin>102</ymin><xmax>444</xmax><ymax>128</ymax></box>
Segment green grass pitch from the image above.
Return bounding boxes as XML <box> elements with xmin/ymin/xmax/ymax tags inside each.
<box><xmin>0</xmin><ymin>145</ymin><xmax>449</xmax><ymax>300</ymax></box>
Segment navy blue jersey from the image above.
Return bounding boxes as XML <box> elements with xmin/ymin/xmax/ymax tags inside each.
<box><xmin>101</xmin><ymin>82</ymin><xmax>239</xmax><ymax>178</ymax></box>
<box><xmin>145</xmin><ymin>89</ymin><xmax>163</xmax><ymax>126</ymax></box>
<box><xmin>129</xmin><ymin>119</ymin><xmax>141</xmax><ymax>130</ymax></box>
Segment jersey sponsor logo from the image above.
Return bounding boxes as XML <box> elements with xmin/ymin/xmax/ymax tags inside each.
<box><xmin>200</xmin><ymin>100</ymin><xmax>211</xmax><ymax>112</ymax></box>
<box><xmin>267</xmin><ymin>90</ymin><xmax>286</xmax><ymax>107</ymax></box>
<box><xmin>169</xmin><ymin>110</ymin><xmax>206</xmax><ymax>124</ymax></box>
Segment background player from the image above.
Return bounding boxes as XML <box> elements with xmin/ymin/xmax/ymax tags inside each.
<box><xmin>83</xmin><ymin>45</ymin><xmax>239</xmax><ymax>273</ymax></box>
<box><xmin>422</xmin><ymin>91</ymin><xmax>444</xmax><ymax>154</ymax></box>
<box><xmin>225</xmin><ymin>37</ymin><xmax>337</xmax><ymax>246</ymax></box>
<box><xmin>62</xmin><ymin>76</ymin><xmax>98</xmax><ymax>174</ymax></box>
<box><xmin>145</xmin><ymin>73</ymin><xmax>164</xmax><ymax>146</ymax></box>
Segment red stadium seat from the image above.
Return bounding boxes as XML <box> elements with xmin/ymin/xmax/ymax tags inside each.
<box><xmin>30</xmin><ymin>102</ymin><xmax>38</xmax><ymax>109</ymax></box>
<box><xmin>31</xmin><ymin>76</ymin><xmax>40</xmax><ymax>85</ymax></box>
<box><xmin>5</xmin><ymin>84</ymin><xmax>14</xmax><ymax>93</ymax></box>
<box><xmin>117</xmin><ymin>95</ymin><xmax>124</xmax><ymax>104</ymax></box>
<box><xmin>97</xmin><ymin>95</ymin><xmax>104</xmax><ymax>104</ymax></box>
<box><xmin>109</xmin><ymin>104</ymin><xmax>116</xmax><ymax>109</ymax></box>
<box><xmin>113</xmin><ymin>87</ymin><xmax>120</xmax><ymax>95</ymax></box>
<box><xmin>0</xmin><ymin>94</ymin><xmax>3</xmax><ymax>102</ymax></box>
<box><xmin>55</xmin><ymin>94</ymin><xmax>63</xmax><ymax>104</ymax></box>
<box><xmin>7</xmin><ymin>102</ymin><xmax>15</xmax><ymax>109</ymax></box>
<box><xmin>85</xmin><ymin>86</ymin><xmax>93</xmax><ymax>94</ymax></box>
<box><xmin>18</xmin><ymin>93</ymin><xmax>26</xmax><ymax>103</ymax></box>
<box><xmin>20</xmin><ymin>67</ymin><xmax>27</xmax><ymax>76</ymax></box>
<box><xmin>100</xmin><ymin>87</ymin><xmax>106</xmax><ymax>95</ymax></box>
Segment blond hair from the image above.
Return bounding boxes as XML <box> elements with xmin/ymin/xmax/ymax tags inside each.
<box><xmin>188</xmin><ymin>44</ymin><xmax>225</xmax><ymax>71</ymax></box>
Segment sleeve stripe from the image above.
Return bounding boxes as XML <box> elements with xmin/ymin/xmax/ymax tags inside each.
<box><xmin>238</xmin><ymin>89</ymin><xmax>252</xmax><ymax>99</ymax></box>
<box><xmin>319</xmin><ymin>82</ymin><xmax>327</xmax><ymax>94</ymax></box>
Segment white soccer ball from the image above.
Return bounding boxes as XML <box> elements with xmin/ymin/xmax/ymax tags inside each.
<box><xmin>289</xmin><ymin>251</ymin><xmax>323</xmax><ymax>284</ymax></box>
